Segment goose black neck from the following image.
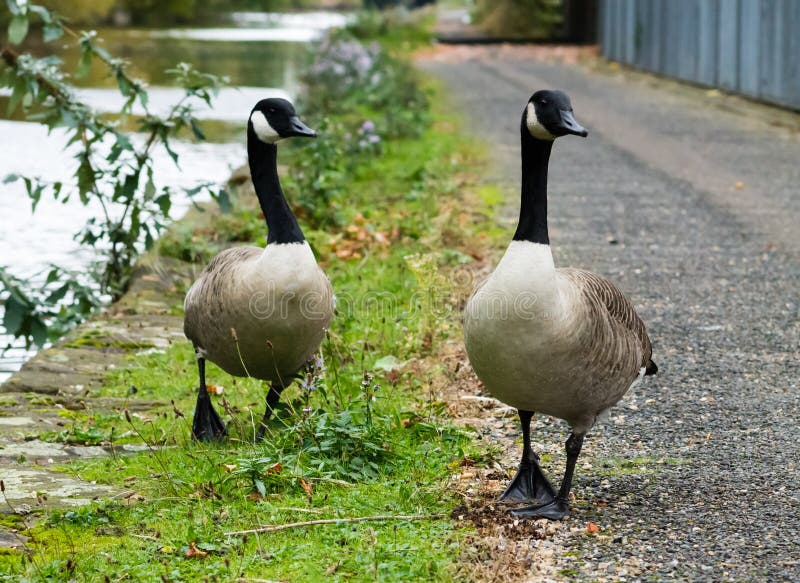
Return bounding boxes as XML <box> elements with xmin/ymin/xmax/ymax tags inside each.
<box><xmin>512</xmin><ymin>122</ymin><xmax>553</xmax><ymax>245</ymax></box>
<box><xmin>248</xmin><ymin>129</ymin><xmax>304</xmax><ymax>245</ymax></box>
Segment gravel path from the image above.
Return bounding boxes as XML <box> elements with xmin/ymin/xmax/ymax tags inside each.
<box><xmin>420</xmin><ymin>46</ymin><xmax>800</xmax><ymax>581</ymax></box>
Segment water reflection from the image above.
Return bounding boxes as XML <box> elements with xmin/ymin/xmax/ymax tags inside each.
<box><xmin>50</xmin><ymin>29</ymin><xmax>310</xmax><ymax>90</ymax></box>
<box><xmin>75</xmin><ymin>87</ymin><xmax>291</xmax><ymax>120</ymax></box>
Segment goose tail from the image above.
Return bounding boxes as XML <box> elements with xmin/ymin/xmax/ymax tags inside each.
<box><xmin>645</xmin><ymin>359</ymin><xmax>658</xmax><ymax>376</ymax></box>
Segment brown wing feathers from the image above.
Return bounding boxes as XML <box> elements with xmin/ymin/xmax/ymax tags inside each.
<box><xmin>560</xmin><ymin>268</ymin><xmax>657</xmax><ymax>375</ymax></box>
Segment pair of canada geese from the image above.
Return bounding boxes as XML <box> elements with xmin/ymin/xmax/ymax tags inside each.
<box><xmin>184</xmin><ymin>91</ymin><xmax>657</xmax><ymax>520</ymax></box>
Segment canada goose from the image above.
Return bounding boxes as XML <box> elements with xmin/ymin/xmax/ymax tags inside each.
<box><xmin>464</xmin><ymin>90</ymin><xmax>657</xmax><ymax>520</ymax></box>
<box><xmin>184</xmin><ymin>98</ymin><xmax>334</xmax><ymax>442</ymax></box>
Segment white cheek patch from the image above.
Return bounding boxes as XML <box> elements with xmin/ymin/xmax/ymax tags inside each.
<box><xmin>250</xmin><ymin>110</ymin><xmax>281</xmax><ymax>143</ymax></box>
<box><xmin>526</xmin><ymin>102</ymin><xmax>556</xmax><ymax>141</ymax></box>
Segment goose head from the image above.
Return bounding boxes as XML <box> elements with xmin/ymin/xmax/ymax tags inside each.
<box><xmin>524</xmin><ymin>90</ymin><xmax>588</xmax><ymax>141</ymax></box>
<box><xmin>248</xmin><ymin>98</ymin><xmax>316</xmax><ymax>144</ymax></box>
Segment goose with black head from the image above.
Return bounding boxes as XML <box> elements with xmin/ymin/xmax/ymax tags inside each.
<box><xmin>184</xmin><ymin>98</ymin><xmax>334</xmax><ymax>442</ymax></box>
<box><xmin>464</xmin><ymin>90</ymin><xmax>657</xmax><ymax>520</ymax></box>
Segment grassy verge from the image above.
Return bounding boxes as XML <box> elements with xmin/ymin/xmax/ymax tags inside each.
<box><xmin>0</xmin><ymin>41</ymin><xmax>509</xmax><ymax>581</ymax></box>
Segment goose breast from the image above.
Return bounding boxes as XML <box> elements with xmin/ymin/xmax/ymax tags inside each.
<box><xmin>185</xmin><ymin>242</ymin><xmax>334</xmax><ymax>382</ymax></box>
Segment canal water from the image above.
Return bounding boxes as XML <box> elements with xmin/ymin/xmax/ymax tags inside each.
<box><xmin>0</xmin><ymin>11</ymin><xmax>347</xmax><ymax>382</ymax></box>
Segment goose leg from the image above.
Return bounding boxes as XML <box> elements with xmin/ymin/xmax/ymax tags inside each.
<box><xmin>499</xmin><ymin>410</ymin><xmax>556</xmax><ymax>503</ymax></box>
<box><xmin>512</xmin><ymin>431</ymin><xmax>585</xmax><ymax>520</ymax></box>
<box><xmin>255</xmin><ymin>382</ymin><xmax>284</xmax><ymax>441</ymax></box>
<box><xmin>191</xmin><ymin>354</ymin><xmax>227</xmax><ymax>441</ymax></box>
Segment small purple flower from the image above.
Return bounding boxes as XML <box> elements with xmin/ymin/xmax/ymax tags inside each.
<box><xmin>361</xmin><ymin>120</ymin><xmax>376</xmax><ymax>133</ymax></box>
<box><xmin>299</xmin><ymin>375</ymin><xmax>315</xmax><ymax>392</ymax></box>
<box><xmin>368</xmin><ymin>135</ymin><xmax>380</xmax><ymax>144</ymax></box>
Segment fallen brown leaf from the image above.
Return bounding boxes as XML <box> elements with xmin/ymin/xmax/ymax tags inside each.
<box><xmin>186</xmin><ymin>541</ymin><xmax>208</xmax><ymax>558</ymax></box>
<box><xmin>587</xmin><ymin>522</ymin><xmax>600</xmax><ymax>534</ymax></box>
<box><xmin>300</xmin><ymin>478</ymin><xmax>313</xmax><ymax>503</ymax></box>
<box><xmin>326</xmin><ymin>561</ymin><xmax>341</xmax><ymax>575</ymax></box>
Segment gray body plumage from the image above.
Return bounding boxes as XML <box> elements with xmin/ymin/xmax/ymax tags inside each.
<box><xmin>464</xmin><ymin>241</ymin><xmax>652</xmax><ymax>434</ymax></box>
<box><xmin>184</xmin><ymin>241</ymin><xmax>334</xmax><ymax>383</ymax></box>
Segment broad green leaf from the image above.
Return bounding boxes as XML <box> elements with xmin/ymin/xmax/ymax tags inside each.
<box><xmin>45</xmin><ymin>283</ymin><xmax>69</xmax><ymax>304</ymax></box>
<box><xmin>117</xmin><ymin>73</ymin><xmax>132</xmax><ymax>96</ymax></box>
<box><xmin>43</xmin><ymin>23</ymin><xmax>63</xmax><ymax>43</ymax></box>
<box><xmin>29</xmin><ymin>6</ymin><xmax>52</xmax><ymax>21</ymax></box>
<box><xmin>129</xmin><ymin>205</ymin><xmax>141</xmax><ymax>235</ymax></box>
<box><xmin>75</xmin><ymin>49</ymin><xmax>92</xmax><ymax>79</ymax></box>
<box><xmin>30</xmin><ymin>317</ymin><xmax>48</xmax><ymax>347</ymax></box>
<box><xmin>76</xmin><ymin>156</ymin><xmax>94</xmax><ymax>201</ymax></box>
<box><xmin>163</xmin><ymin>139</ymin><xmax>179</xmax><ymax>165</ymax></box>
<box><xmin>7</xmin><ymin>78</ymin><xmax>26</xmax><ymax>116</ymax></box>
<box><xmin>92</xmin><ymin>45</ymin><xmax>112</xmax><ymax>63</ymax></box>
<box><xmin>29</xmin><ymin>182</ymin><xmax>44</xmax><ymax>212</ymax></box>
<box><xmin>155</xmin><ymin>194</ymin><xmax>171</xmax><ymax>216</ymax></box>
<box><xmin>213</xmin><ymin>187</ymin><xmax>231</xmax><ymax>214</ymax></box>
<box><xmin>144</xmin><ymin>168</ymin><xmax>155</xmax><ymax>198</ymax></box>
<box><xmin>121</xmin><ymin>172</ymin><xmax>139</xmax><ymax>200</ymax></box>
<box><xmin>8</xmin><ymin>14</ymin><xmax>29</xmax><ymax>45</ymax></box>
<box><xmin>2</xmin><ymin>295</ymin><xmax>26</xmax><ymax>334</ymax></box>
<box><xmin>121</xmin><ymin>95</ymin><xmax>135</xmax><ymax>114</ymax></box>
<box><xmin>107</xmin><ymin>142</ymin><xmax>123</xmax><ymax>164</ymax></box>
<box><xmin>45</xmin><ymin>268</ymin><xmax>60</xmax><ymax>284</ymax></box>
<box><xmin>189</xmin><ymin>119</ymin><xmax>205</xmax><ymax>141</ymax></box>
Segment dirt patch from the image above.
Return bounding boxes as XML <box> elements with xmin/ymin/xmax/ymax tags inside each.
<box><xmin>433</xmin><ymin>328</ymin><xmax>577</xmax><ymax>581</ymax></box>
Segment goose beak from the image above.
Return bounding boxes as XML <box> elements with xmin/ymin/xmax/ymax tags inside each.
<box><xmin>288</xmin><ymin>116</ymin><xmax>317</xmax><ymax>138</ymax></box>
<box><xmin>558</xmin><ymin>110</ymin><xmax>588</xmax><ymax>137</ymax></box>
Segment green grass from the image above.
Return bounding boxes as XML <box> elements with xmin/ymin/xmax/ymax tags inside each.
<box><xmin>343</xmin><ymin>8</ymin><xmax>436</xmax><ymax>52</ymax></box>
<box><xmin>0</xmin><ymin>81</ymin><xmax>501</xmax><ymax>580</ymax></box>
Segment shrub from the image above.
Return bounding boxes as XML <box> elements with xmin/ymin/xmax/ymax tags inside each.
<box><xmin>473</xmin><ymin>0</ymin><xmax>564</xmax><ymax>39</ymax></box>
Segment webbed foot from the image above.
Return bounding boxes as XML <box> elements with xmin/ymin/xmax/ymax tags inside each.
<box><xmin>510</xmin><ymin>497</ymin><xmax>570</xmax><ymax>520</ymax></box>
<box><xmin>499</xmin><ymin>458</ymin><xmax>556</xmax><ymax>504</ymax></box>
<box><xmin>192</xmin><ymin>391</ymin><xmax>226</xmax><ymax>442</ymax></box>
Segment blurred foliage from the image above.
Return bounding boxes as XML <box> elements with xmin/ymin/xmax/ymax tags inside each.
<box><xmin>284</xmin><ymin>33</ymin><xmax>429</xmax><ymax>229</ymax></box>
<box><xmin>0</xmin><ymin>0</ymin><xmax>316</xmax><ymax>27</ymax></box>
<box><xmin>473</xmin><ymin>0</ymin><xmax>564</xmax><ymax>38</ymax></box>
<box><xmin>116</xmin><ymin>0</ymin><xmax>313</xmax><ymax>26</ymax></box>
<box><xmin>342</xmin><ymin>7</ymin><xmax>435</xmax><ymax>49</ymax></box>
<box><xmin>0</xmin><ymin>1</ymin><xmax>229</xmax><ymax>348</ymax></box>
<box><xmin>40</xmin><ymin>0</ymin><xmax>117</xmax><ymax>24</ymax></box>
